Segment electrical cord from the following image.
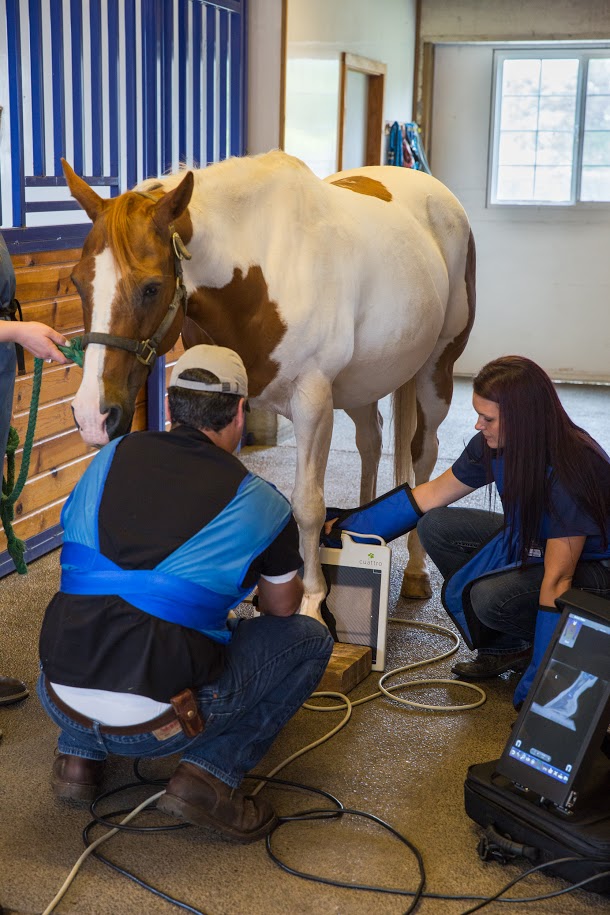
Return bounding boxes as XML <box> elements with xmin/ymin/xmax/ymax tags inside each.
<box><xmin>303</xmin><ymin>617</ymin><xmax>486</xmax><ymax>719</ymax></box>
<box><xmin>41</xmin><ymin>789</ymin><xmax>165</xmax><ymax>915</ymax></box>
<box><xmin>43</xmin><ymin>616</ymin><xmax>607</xmax><ymax>913</ymax></box>
<box><xmin>266</xmin><ymin>806</ymin><xmax>426</xmax><ymax>915</ymax></box>
<box><xmin>458</xmin><ymin>856</ymin><xmax>610</xmax><ymax>913</ymax></box>
<box><xmin>46</xmin><ymin>762</ymin><xmax>610</xmax><ymax>915</ymax></box>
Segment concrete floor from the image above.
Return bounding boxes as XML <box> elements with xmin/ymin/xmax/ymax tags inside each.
<box><xmin>1</xmin><ymin>378</ymin><xmax>609</xmax><ymax>915</ymax></box>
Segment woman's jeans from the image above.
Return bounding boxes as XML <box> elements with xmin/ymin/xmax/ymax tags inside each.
<box><xmin>38</xmin><ymin>614</ymin><xmax>334</xmax><ymax>789</ymax></box>
<box><xmin>418</xmin><ymin>507</ymin><xmax>610</xmax><ymax>655</ymax></box>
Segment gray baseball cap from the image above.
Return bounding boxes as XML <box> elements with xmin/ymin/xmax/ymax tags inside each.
<box><xmin>169</xmin><ymin>344</ymin><xmax>248</xmax><ymax>397</ymax></box>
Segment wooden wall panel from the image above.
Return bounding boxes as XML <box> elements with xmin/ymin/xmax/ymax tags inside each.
<box><xmin>1</xmin><ymin>248</ymin><xmax>146</xmax><ymax>558</ymax></box>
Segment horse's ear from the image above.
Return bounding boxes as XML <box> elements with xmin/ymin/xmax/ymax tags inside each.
<box><xmin>153</xmin><ymin>171</ymin><xmax>194</xmax><ymax>227</ymax></box>
<box><xmin>62</xmin><ymin>158</ymin><xmax>107</xmax><ymax>222</ymax></box>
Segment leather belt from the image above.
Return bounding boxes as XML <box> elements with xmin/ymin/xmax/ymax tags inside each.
<box><xmin>44</xmin><ymin>677</ymin><xmax>203</xmax><ymax>737</ymax></box>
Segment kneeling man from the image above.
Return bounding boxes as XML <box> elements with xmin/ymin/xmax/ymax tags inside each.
<box><xmin>39</xmin><ymin>345</ymin><xmax>333</xmax><ymax>842</ymax></box>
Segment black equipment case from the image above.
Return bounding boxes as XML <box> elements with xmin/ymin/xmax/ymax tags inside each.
<box><xmin>465</xmin><ymin>591</ymin><xmax>610</xmax><ymax>895</ymax></box>
<box><xmin>465</xmin><ymin>759</ymin><xmax>610</xmax><ymax>893</ymax></box>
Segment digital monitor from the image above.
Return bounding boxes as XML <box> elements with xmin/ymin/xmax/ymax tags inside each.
<box><xmin>496</xmin><ymin>589</ymin><xmax>610</xmax><ymax>809</ymax></box>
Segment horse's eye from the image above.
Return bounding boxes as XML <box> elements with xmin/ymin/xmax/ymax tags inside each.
<box><xmin>143</xmin><ymin>284</ymin><xmax>159</xmax><ymax>298</ymax></box>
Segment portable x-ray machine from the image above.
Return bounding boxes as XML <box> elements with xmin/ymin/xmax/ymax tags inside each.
<box><xmin>319</xmin><ymin>530</ymin><xmax>391</xmax><ymax>671</ymax></box>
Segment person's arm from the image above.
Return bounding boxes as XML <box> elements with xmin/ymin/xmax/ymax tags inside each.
<box><xmin>0</xmin><ymin>321</ymin><xmax>69</xmax><ymax>363</ymax></box>
<box><xmin>411</xmin><ymin>468</ymin><xmax>475</xmax><ymax>512</ymax></box>
<box><xmin>324</xmin><ymin>467</ymin><xmax>474</xmax><ymax>536</ymax></box>
<box><xmin>539</xmin><ymin>535</ymin><xmax>586</xmax><ymax>608</ymax></box>
<box><xmin>256</xmin><ymin>571</ymin><xmax>304</xmax><ymax>617</ymax></box>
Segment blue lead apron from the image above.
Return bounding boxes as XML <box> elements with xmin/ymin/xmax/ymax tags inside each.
<box><xmin>441</xmin><ymin>524</ymin><xmax>610</xmax><ymax>705</ymax></box>
<box><xmin>59</xmin><ymin>436</ymin><xmax>292</xmax><ymax>643</ymax></box>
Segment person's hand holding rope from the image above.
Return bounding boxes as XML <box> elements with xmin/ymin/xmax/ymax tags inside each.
<box><xmin>2</xmin><ymin>321</ymin><xmax>69</xmax><ymax>364</ymax></box>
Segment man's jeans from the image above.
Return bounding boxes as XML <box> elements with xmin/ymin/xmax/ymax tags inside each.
<box><xmin>38</xmin><ymin>614</ymin><xmax>334</xmax><ymax>789</ymax></box>
<box><xmin>418</xmin><ymin>507</ymin><xmax>610</xmax><ymax>655</ymax></box>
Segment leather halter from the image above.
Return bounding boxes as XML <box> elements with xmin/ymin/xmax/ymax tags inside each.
<box><xmin>80</xmin><ymin>191</ymin><xmax>192</xmax><ymax>370</ymax></box>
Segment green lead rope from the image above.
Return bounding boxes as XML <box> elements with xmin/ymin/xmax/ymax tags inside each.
<box><xmin>58</xmin><ymin>336</ymin><xmax>85</xmax><ymax>368</ymax></box>
<box><xmin>1</xmin><ymin>336</ymin><xmax>84</xmax><ymax>573</ymax></box>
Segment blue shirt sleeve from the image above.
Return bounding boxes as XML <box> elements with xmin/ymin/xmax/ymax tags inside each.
<box><xmin>451</xmin><ymin>433</ymin><xmax>489</xmax><ymax>490</ymax></box>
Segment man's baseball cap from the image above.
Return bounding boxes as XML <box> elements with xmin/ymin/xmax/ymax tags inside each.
<box><xmin>169</xmin><ymin>344</ymin><xmax>248</xmax><ymax>398</ymax></box>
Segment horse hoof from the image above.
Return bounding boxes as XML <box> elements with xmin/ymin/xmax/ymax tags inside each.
<box><xmin>299</xmin><ymin>593</ymin><xmax>325</xmax><ymax>625</ymax></box>
<box><xmin>400</xmin><ymin>572</ymin><xmax>432</xmax><ymax>600</ymax></box>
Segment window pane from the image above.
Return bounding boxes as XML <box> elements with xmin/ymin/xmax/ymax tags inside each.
<box><xmin>536</xmin><ymin>131</ymin><xmax>574</xmax><ymax>166</ymax></box>
<box><xmin>498</xmin><ymin>131</ymin><xmax>536</xmax><ymax>165</ymax></box>
<box><xmin>502</xmin><ymin>58</ymin><xmax>541</xmax><ymax>95</ymax></box>
<box><xmin>582</xmin><ymin>131</ymin><xmax>610</xmax><ymax>165</ymax></box>
<box><xmin>540</xmin><ymin>59</ymin><xmax>578</xmax><ymax>95</ymax></box>
<box><xmin>538</xmin><ymin>95</ymin><xmax>576</xmax><ymax>131</ymax></box>
<box><xmin>500</xmin><ymin>96</ymin><xmax>539</xmax><ymax>130</ymax></box>
<box><xmin>585</xmin><ymin>96</ymin><xmax>610</xmax><ymax>130</ymax></box>
<box><xmin>533</xmin><ymin>167</ymin><xmax>572</xmax><ymax>201</ymax></box>
<box><xmin>496</xmin><ymin>166</ymin><xmax>535</xmax><ymax>200</ymax></box>
<box><xmin>581</xmin><ymin>166</ymin><xmax>610</xmax><ymax>200</ymax></box>
<box><xmin>587</xmin><ymin>59</ymin><xmax>610</xmax><ymax>95</ymax></box>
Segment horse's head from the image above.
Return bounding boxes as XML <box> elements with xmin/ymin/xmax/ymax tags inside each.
<box><xmin>62</xmin><ymin>160</ymin><xmax>194</xmax><ymax>445</ymax></box>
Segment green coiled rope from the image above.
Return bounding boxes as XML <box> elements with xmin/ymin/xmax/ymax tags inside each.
<box><xmin>1</xmin><ymin>336</ymin><xmax>85</xmax><ymax>573</ymax></box>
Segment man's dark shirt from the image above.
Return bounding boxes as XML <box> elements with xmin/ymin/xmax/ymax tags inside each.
<box><xmin>39</xmin><ymin>425</ymin><xmax>302</xmax><ymax>702</ymax></box>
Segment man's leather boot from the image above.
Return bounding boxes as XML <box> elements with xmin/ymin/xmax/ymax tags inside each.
<box><xmin>0</xmin><ymin>676</ymin><xmax>29</xmax><ymax>706</ymax></box>
<box><xmin>452</xmin><ymin>648</ymin><xmax>532</xmax><ymax>680</ymax></box>
<box><xmin>52</xmin><ymin>753</ymin><xmax>106</xmax><ymax>803</ymax></box>
<box><xmin>158</xmin><ymin>761</ymin><xmax>277</xmax><ymax>843</ymax></box>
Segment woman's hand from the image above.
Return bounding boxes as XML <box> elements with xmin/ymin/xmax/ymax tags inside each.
<box><xmin>7</xmin><ymin>322</ymin><xmax>69</xmax><ymax>363</ymax></box>
<box><xmin>323</xmin><ymin>517</ymin><xmax>338</xmax><ymax>537</ymax></box>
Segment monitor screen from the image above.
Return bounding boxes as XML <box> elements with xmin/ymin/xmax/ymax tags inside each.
<box><xmin>496</xmin><ymin>592</ymin><xmax>610</xmax><ymax>808</ymax></box>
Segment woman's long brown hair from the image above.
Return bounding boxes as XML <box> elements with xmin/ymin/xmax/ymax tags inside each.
<box><xmin>473</xmin><ymin>355</ymin><xmax>609</xmax><ymax>563</ymax></box>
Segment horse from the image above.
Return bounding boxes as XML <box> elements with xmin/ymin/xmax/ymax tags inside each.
<box><xmin>61</xmin><ymin>150</ymin><xmax>475</xmax><ymax>621</ymax></box>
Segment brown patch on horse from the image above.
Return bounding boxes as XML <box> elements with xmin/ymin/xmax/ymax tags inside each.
<box><xmin>186</xmin><ymin>266</ymin><xmax>287</xmax><ymax>397</ymax></box>
<box><xmin>330</xmin><ymin>176</ymin><xmax>392</xmax><ymax>202</ymax></box>
<box><xmin>410</xmin><ymin>397</ymin><xmax>426</xmax><ymax>466</ymax></box>
<box><xmin>432</xmin><ymin>229</ymin><xmax>477</xmax><ymax>404</ymax></box>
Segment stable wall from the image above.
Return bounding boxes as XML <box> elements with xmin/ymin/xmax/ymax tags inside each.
<box><xmin>419</xmin><ymin>0</ymin><xmax>610</xmax><ymax>382</ymax></box>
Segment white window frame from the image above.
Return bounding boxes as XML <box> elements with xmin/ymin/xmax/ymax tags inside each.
<box><xmin>488</xmin><ymin>47</ymin><xmax>610</xmax><ymax>207</ymax></box>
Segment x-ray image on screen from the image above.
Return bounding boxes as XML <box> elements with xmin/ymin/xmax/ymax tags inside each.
<box><xmin>531</xmin><ymin>667</ymin><xmax>599</xmax><ymax>731</ymax></box>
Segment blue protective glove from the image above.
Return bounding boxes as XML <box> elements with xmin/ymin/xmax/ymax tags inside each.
<box><xmin>322</xmin><ymin>482</ymin><xmax>423</xmax><ymax>547</ymax></box>
<box><xmin>513</xmin><ymin>605</ymin><xmax>561</xmax><ymax>709</ymax></box>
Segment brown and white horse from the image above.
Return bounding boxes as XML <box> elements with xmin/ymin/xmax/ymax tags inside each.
<box><xmin>62</xmin><ymin>150</ymin><xmax>475</xmax><ymax>621</ymax></box>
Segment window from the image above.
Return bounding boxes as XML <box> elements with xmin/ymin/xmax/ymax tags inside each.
<box><xmin>490</xmin><ymin>50</ymin><xmax>610</xmax><ymax>205</ymax></box>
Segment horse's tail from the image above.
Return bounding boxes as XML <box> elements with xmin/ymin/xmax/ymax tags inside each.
<box><xmin>392</xmin><ymin>377</ymin><xmax>418</xmax><ymax>488</ymax></box>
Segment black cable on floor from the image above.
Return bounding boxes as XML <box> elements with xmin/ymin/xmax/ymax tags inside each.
<box><xmin>82</xmin><ymin>764</ymin><xmax>610</xmax><ymax>915</ymax></box>
<box><xmin>267</xmin><ymin>808</ymin><xmax>425</xmax><ymax>915</ymax></box>
<box><xmin>458</xmin><ymin>858</ymin><xmax>610</xmax><ymax>914</ymax></box>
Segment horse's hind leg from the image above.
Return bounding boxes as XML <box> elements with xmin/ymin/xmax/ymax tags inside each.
<box><xmin>400</xmin><ymin>343</ymin><xmax>463</xmax><ymax>600</ymax></box>
<box><xmin>345</xmin><ymin>402</ymin><xmax>383</xmax><ymax>503</ymax></box>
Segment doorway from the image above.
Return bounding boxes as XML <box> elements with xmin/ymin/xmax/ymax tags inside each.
<box><xmin>338</xmin><ymin>53</ymin><xmax>386</xmax><ymax>170</ymax></box>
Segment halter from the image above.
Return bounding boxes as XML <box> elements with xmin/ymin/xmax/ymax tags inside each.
<box><xmin>80</xmin><ymin>191</ymin><xmax>192</xmax><ymax>370</ymax></box>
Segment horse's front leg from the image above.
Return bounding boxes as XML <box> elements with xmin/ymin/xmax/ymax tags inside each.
<box><xmin>289</xmin><ymin>374</ymin><xmax>334</xmax><ymax>623</ymax></box>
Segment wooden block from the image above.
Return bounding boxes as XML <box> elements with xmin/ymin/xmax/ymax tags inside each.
<box><xmin>316</xmin><ymin>642</ymin><xmax>372</xmax><ymax>694</ymax></box>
